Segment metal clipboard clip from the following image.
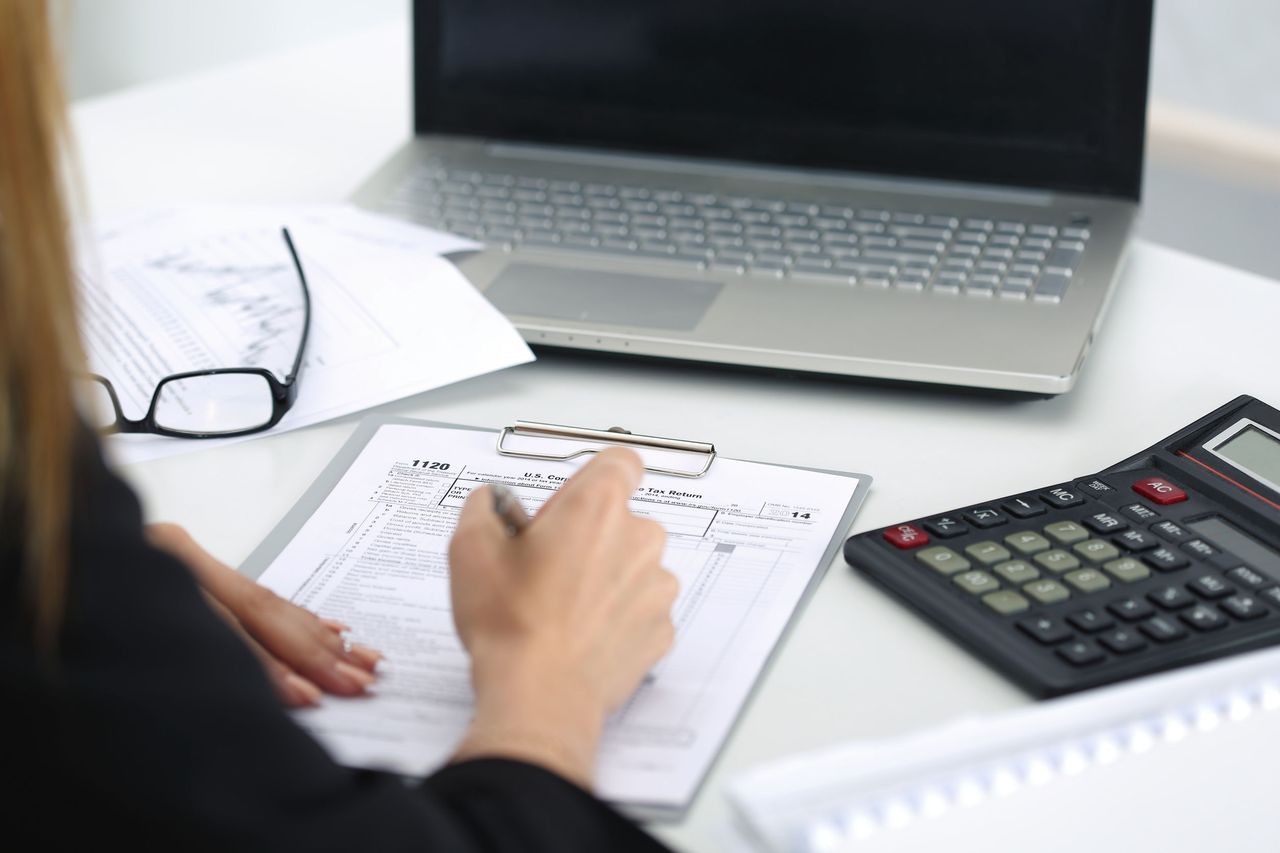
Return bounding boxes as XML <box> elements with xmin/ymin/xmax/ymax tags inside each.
<box><xmin>496</xmin><ymin>420</ymin><xmax>717</xmax><ymax>478</ymax></box>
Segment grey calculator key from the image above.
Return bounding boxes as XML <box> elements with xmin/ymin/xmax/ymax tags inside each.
<box><xmin>1022</xmin><ymin>237</ymin><xmax>1052</xmax><ymax>251</ymax></box>
<box><xmin>1044</xmin><ymin>520</ymin><xmax>1090</xmax><ymax>544</ymax></box>
<box><xmin>963</xmin><ymin>218</ymin><xmax>994</xmax><ymax>231</ymax></box>
<box><xmin>1104</xmin><ymin>557</ymin><xmax>1151</xmax><ymax>584</ymax></box>
<box><xmin>1024</xmin><ymin>579</ymin><xmax>1071</xmax><ymax>605</ymax></box>
<box><xmin>954</xmin><ymin>570</ymin><xmax>1001</xmax><ymax>595</ymax></box>
<box><xmin>1016</xmin><ymin>249</ymin><xmax>1047</xmax><ymax>263</ymax></box>
<box><xmin>1074</xmin><ymin>539</ymin><xmax>1121</xmax><ymax>564</ymax></box>
<box><xmin>916</xmin><ymin>546</ymin><xmax>971</xmax><ymax>575</ymax></box>
<box><xmin>1034</xmin><ymin>272</ymin><xmax>1071</xmax><ymax>303</ymax></box>
<box><xmin>710</xmin><ymin>261</ymin><xmax>747</xmax><ymax>275</ymax></box>
<box><xmin>989</xmin><ymin>234</ymin><xmax>1019</xmax><ymax>248</ymax></box>
<box><xmin>1065</xmin><ymin>568</ymin><xmax>1112</xmax><ymax>594</ymax></box>
<box><xmin>965</xmin><ymin>541</ymin><xmax>1013</xmax><ymax>566</ymax></box>
<box><xmin>983</xmin><ymin>590</ymin><xmax>1030</xmax><ymax>615</ymax></box>
<box><xmin>1029</xmin><ymin>224</ymin><xmax>1058</xmax><ymax>237</ymax></box>
<box><xmin>1061</xmin><ymin>226</ymin><xmax>1091</xmax><ymax>240</ymax></box>
<box><xmin>896</xmin><ymin>275</ymin><xmax>928</xmax><ymax>291</ymax></box>
<box><xmin>937</xmin><ymin>270</ymin><xmax>967</xmax><ymax>287</ymax></box>
<box><xmin>1006</xmin><ymin>531</ymin><xmax>1052</xmax><ymax>555</ymax></box>
<box><xmin>1035</xmin><ymin>549</ymin><xmax>1082</xmax><ymax>573</ymax></box>
<box><xmin>994</xmin><ymin>560</ymin><xmax>1040</xmax><ymax>584</ymax></box>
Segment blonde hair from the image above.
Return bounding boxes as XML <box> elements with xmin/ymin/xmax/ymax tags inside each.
<box><xmin>0</xmin><ymin>0</ymin><xmax>85</xmax><ymax>652</ymax></box>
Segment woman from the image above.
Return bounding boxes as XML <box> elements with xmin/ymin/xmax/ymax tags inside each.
<box><xmin>1</xmin><ymin>3</ymin><xmax>677</xmax><ymax>849</ymax></box>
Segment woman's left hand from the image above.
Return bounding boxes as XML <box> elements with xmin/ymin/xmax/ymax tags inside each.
<box><xmin>145</xmin><ymin>523</ymin><xmax>382</xmax><ymax>708</ymax></box>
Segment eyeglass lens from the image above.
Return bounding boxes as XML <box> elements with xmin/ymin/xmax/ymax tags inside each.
<box><xmin>154</xmin><ymin>373</ymin><xmax>274</xmax><ymax>435</ymax></box>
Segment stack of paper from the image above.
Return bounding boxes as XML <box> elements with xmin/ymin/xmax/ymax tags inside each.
<box><xmin>727</xmin><ymin>645</ymin><xmax>1280</xmax><ymax>852</ymax></box>
<box><xmin>78</xmin><ymin>204</ymin><xmax>532</xmax><ymax>464</ymax></box>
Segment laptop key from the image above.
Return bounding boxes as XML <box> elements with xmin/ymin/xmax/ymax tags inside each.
<box><xmin>1034</xmin><ymin>272</ymin><xmax>1071</xmax><ymax>303</ymax></box>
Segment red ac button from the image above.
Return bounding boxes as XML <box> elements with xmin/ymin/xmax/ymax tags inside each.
<box><xmin>1132</xmin><ymin>477</ymin><xmax>1188</xmax><ymax>506</ymax></box>
<box><xmin>884</xmin><ymin>524</ymin><xmax>930</xmax><ymax>549</ymax></box>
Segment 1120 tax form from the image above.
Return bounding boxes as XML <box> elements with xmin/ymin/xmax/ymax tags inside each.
<box><xmin>244</xmin><ymin>418</ymin><xmax>868</xmax><ymax>816</ymax></box>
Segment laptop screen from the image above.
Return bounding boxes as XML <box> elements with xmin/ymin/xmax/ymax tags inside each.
<box><xmin>414</xmin><ymin>1</ymin><xmax>1151</xmax><ymax>199</ymax></box>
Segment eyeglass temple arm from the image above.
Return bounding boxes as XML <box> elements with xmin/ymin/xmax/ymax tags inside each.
<box><xmin>280</xmin><ymin>227</ymin><xmax>312</xmax><ymax>385</ymax></box>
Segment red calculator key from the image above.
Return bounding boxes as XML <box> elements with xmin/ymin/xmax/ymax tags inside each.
<box><xmin>1132</xmin><ymin>477</ymin><xmax>1188</xmax><ymax>506</ymax></box>
<box><xmin>884</xmin><ymin>524</ymin><xmax>930</xmax><ymax>550</ymax></box>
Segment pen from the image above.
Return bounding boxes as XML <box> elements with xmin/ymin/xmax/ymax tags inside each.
<box><xmin>490</xmin><ymin>483</ymin><xmax>530</xmax><ymax>536</ymax></box>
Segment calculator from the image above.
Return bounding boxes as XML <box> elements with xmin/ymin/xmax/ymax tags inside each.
<box><xmin>844</xmin><ymin>395</ymin><xmax>1280</xmax><ymax>698</ymax></box>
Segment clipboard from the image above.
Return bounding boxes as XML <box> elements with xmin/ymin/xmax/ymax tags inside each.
<box><xmin>240</xmin><ymin>414</ymin><xmax>871</xmax><ymax>820</ymax></box>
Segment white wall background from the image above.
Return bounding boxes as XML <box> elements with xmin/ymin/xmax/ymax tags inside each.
<box><xmin>67</xmin><ymin>0</ymin><xmax>405</xmax><ymax>99</ymax></box>
<box><xmin>67</xmin><ymin>0</ymin><xmax>1280</xmax><ymax>136</ymax></box>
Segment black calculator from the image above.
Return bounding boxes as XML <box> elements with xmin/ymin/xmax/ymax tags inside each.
<box><xmin>845</xmin><ymin>395</ymin><xmax>1280</xmax><ymax>698</ymax></box>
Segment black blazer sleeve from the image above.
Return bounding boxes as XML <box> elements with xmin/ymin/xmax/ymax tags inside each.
<box><xmin>4</xmin><ymin>437</ymin><xmax>670</xmax><ymax>852</ymax></box>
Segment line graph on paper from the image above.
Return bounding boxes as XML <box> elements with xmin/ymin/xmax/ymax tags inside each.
<box><xmin>81</xmin><ymin>223</ymin><xmax>400</xmax><ymax>420</ymax></box>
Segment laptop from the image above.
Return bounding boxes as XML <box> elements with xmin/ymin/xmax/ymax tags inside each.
<box><xmin>353</xmin><ymin>1</ymin><xmax>1153</xmax><ymax>395</ymax></box>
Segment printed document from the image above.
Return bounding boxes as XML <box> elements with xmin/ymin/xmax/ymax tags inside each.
<box><xmin>250</xmin><ymin>421</ymin><xmax>865</xmax><ymax>814</ymax></box>
<box><xmin>78</xmin><ymin>205</ymin><xmax>532</xmax><ymax>464</ymax></box>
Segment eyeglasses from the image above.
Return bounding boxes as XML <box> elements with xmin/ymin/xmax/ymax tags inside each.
<box><xmin>82</xmin><ymin>228</ymin><xmax>312</xmax><ymax>439</ymax></box>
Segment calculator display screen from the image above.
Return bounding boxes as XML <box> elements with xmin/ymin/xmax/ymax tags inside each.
<box><xmin>1187</xmin><ymin>516</ymin><xmax>1280</xmax><ymax>583</ymax></box>
<box><xmin>1213</xmin><ymin>425</ymin><xmax>1280</xmax><ymax>493</ymax></box>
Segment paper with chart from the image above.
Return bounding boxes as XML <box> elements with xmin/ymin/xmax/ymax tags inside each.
<box><xmin>250</xmin><ymin>421</ymin><xmax>865</xmax><ymax>813</ymax></box>
<box><xmin>77</xmin><ymin>205</ymin><xmax>531</xmax><ymax>464</ymax></box>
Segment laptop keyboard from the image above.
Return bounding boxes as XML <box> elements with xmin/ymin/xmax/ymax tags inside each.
<box><xmin>381</xmin><ymin>163</ymin><xmax>1092</xmax><ymax>304</ymax></box>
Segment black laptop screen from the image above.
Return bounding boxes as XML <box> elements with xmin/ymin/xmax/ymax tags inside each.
<box><xmin>414</xmin><ymin>1</ymin><xmax>1151</xmax><ymax>199</ymax></box>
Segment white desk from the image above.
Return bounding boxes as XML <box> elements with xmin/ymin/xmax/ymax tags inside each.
<box><xmin>73</xmin><ymin>22</ymin><xmax>1280</xmax><ymax>852</ymax></box>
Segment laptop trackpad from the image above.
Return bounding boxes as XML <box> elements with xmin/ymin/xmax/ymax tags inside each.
<box><xmin>485</xmin><ymin>264</ymin><xmax>722</xmax><ymax>331</ymax></box>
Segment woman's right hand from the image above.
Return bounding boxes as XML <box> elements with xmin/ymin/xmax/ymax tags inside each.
<box><xmin>447</xmin><ymin>448</ymin><xmax>678</xmax><ymax>789</ymax></box>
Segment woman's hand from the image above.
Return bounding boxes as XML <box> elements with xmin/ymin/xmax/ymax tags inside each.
<box><xmin>447</xmin><ymin>448</ymin><xmax>678</xmax><ymax>789</ymax></box>
<box><xmin>145</xmin><ymin>523</ymin><xmax>382</xmax><ymax>708</ymax></box>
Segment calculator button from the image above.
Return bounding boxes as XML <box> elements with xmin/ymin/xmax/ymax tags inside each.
<box><xmin>1017</xmin><ymin>614</ymin><xmax>1073</xmax><ymax>644</ymax></box>
<box><xmin>884</xmin><ymin>524</ymin><xmax>930</xmax><ymax>549</ymax></box>
<box><xmin>1180</xmin><ymin>605</ymin><xmax>1227</xmax><ymax>632</ymax></box>
<box><xmin>954</xmin><ymin>570</ymin><xmax>1001</xmax><ymax>595</ymax></box>
<box><xmin>1044</xmin><ymin>520</ymin><xmax>1089</xmax><ymax>545</ymax></box>
<box><xmin>1072</xmin><ymin>539</ymin><xmax>1121</xmax><ymax>564</ymax></box>
<box><xmin>1064</xmin><ymin>569</ymin><xmax>1112</xmax><ymax>594</ymax></box>
<box><xmin>1103</xmin><ymin>557</ymin><xmax>1150</xmax><ymax>584</ymax></box>
<box><xmin>1150</xmin><ymin>520</ymin><xmax>1190</xmax><ymax>542</ymax></box>
<box><xmin>1221</xmin><ymin>594</ymin><xmax>1268</xmax><ymax>621</ymax></box>
<box><xmin>1083</xmin><ymin>512</ymin><xmax>1128</xmax><ymax>534</ymax></box>
<box><xmin>1077</xmin><ymin>478</ymin><xmax>1117</xmax><ymax>497</ymax></box>
<box><xmin>982</xmin><ymin>590</ymin><xmax>1030</xmax><ymax>615</ymax></box>
<box><xmin>915</xmin><ymin>546</ymin><xmax>971</xmax><ymax>574</ymax></box>
<box><xmin>1113</xmin><ymin>529</ymin><xmax>1159</xmax><ymax>552</ymax></box>
<box><xmin>1142</xmin><ymin>547</ymin><xmax>1189</xmax><ymax>572</ymax></box>
<box><xmin>1180</xmin><ymin>539</ymin><xmax>1219</xmax><ymax>559</ymax></box>
<box><xmin>1139</xmin><ymin>615</ymin><xmax>1188</xmax><ymax>643</ymax></box>
<box><xmin>1056</xmin><ymin>639</ymin><xmax>1105</xmax><ymax>666</ymax></box>
<box><xmin>1120</xmin><ymin>503</ymin><xmax>1162</xmax><ymax>524</ymax></box>
<box><xmin>965</xmin><ymin>541</ymin><xmax>1012</xmax><ymax>566</ymax></box>
<box><xmin>1039</xmin><ymin>485</ymin><xmax>1086</xmax><ymax>509</ymax></box>
<box><xmin>1188</xmin><ymin>574</ymin><xmax>1233</xmax><ymax>600</ymax></box>
<box><xmin>1261</xmin><ymin>587</ymin><xmax>1280</xmax><ymax>607</ymax></box>
<box><xmin>994</xmin><ymin>560</ymin><xmax>1040</xmax><ymax>584</ymax></box>
<box><xmin>1227</xmin><ymin>566</ymin><xmax>1269</xmax><ymax>589</ymax></box>
<box><xmin>1148</xmin><ymin>586</ymin><xmax>1195</xmax><ymax>610</ymax></box>
<box><xmin>1023</xmin><ymin>579</ymin><xmax>1071</xmax><ymax>605</ymax></box>
<box><xmin>922</xmin><ymin>516</ymin><xmax>968</xmax><ymax>538</ymax></box>
<box><xmin>1108</xmin><ymin>597</ymin><xmax>1155</xmax><ymax>622</ymax></box>
<box><xmin>1003</xmin><ymin>496</ymin><xmax>1047</xmax><ymax>519</ymax></box>
<box><xmin>1099</xmin><ymin>628</ymin><xmax>1146</xmax><ymax>655</ymax></box>
<box><xmin>1068</xmin><ymin>608</ymin><xmax>1115</xmax><ymax>633</ymax></box>
<box><xmin>1034</xmin><ymin>549</ymin><xmax>1081</xmax><ymax>573</ymax></box>
<box><xmin>1005</xmin><ymin>531</ymin><xmax>1052</xmax><ymax>555</ymax></box>
<box><xmin>964</xmin><ymin>507</ymin><xmax>1008</xmax><ymax>529</ymax></box>
<box><xmin>1132</xmin><ymin>477</ymin><xmax>1188</xmax><ymax>506</ymax></box>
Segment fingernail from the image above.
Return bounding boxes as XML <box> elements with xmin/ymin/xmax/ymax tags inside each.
<box><xmin>321</xmin><ymin>618</ymin><xmax>352</xmax><ymax>633</ymax></box>
<box><xmin>335</xmin><ymin>661</ymin><xmax>376</xmax><ymax>690</ymax></box>
<box><xmin>348</xmin><ymin>644</ymin><xmax>383</xmax><ymax>669</ymax></box>
<box><xmin>286</xmin><ymin>673</ymin><xmax>323</xmax><ymax>707</ymax></box>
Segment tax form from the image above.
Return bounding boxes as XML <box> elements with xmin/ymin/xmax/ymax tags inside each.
<box><xmin>243</xmin><ymin>418</ymin><xmax>869</xmax><ymax>816</ymax></box>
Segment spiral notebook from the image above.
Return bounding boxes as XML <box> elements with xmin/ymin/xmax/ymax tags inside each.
<box><xmin>728</xmin><ymin>644</ymin><xmax>1280</xmax><ymax>852</ymax></box>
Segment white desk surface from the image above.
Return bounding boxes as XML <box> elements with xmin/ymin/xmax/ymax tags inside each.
<box><xmin>72</xmin><ymin>22</ymin><xmax>1280</xmax><ymax>852</ymax></box>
